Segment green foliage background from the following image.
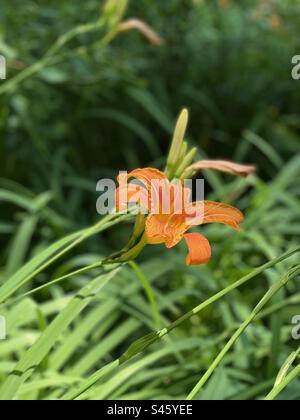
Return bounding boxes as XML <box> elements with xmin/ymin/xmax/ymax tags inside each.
<box><xmin>0</xmin><ymin>0</ymin><xmax>299</xmax><ymax>400</ymax></box>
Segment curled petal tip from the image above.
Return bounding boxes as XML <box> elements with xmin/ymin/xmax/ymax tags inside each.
<box><xmin>187</xmin><ymin>160</ymin><xmax>256</xmax><ymax>178</ymax></box>
<box><xmin>119</xmin><ymin>19</ymin><xmax>164</xmax><ymax>46</ymax></box>
<box><xmin>184</xmin><ymin>233</ymin><xmax>212</xmax><ymax>266</ymax></box>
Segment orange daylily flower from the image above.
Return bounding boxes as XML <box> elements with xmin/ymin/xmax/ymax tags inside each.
<box><xmin>116</xmin><ymin>168</ymin><xmax>244</xmax><ymax>266</ymax></box>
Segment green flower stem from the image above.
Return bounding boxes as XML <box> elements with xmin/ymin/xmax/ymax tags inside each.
<box><xmin>0</xmin><ymin>211</ymin><xmax>135</xmax><ymax>305</ymax></box>
<box><xmin>4</xmin><ymin>261</ymin><xmax>114</xmax><ymax>306</ymax></box>
<box><xmin>3</xmin><ymin>213</ymin><xmax>146</xmax><ymax>307</ymax></box>
<box><xmin>257</xmin><ymin>293</ymin><xmax>300</xmax><ymax>319</ymax></box>
<box><xmin>1</xmin><ymin>211</ymin><xmax>146</xmax><ymax>305</ymax></box>
<box><xmin>62</xmin><ymin>361</ymin><xmax>120</xmax><ymax>400</ymax></box>
<box><xmin>127</xmin><ymin>213</ymin><xmax>146</xmax><ymax>249</ymax></box>
<box><xmin>61</xmin><ymin>246</ymin><xmax>300</xmax><ymax>400</ymax></box>
<box><xmin>149</xmin><ymin>247</ymin><xmax>300</xmax><ymax>347</ymax></box>
<box><xmin>0</xmin><ymin>6</ymin><xmax>124</xmax><ymax>97</ymax></box>
<box><xmin>265</xmin><ymin>362</ymin><xmax>300</xmax><ymax>400</ymax></box>
<box><xmin>264</xmin><ymin>347</ymin><xmax>300</xmax><ymax>400</ymax></box>
<box><xmin>186</xmin><ymin>265</ymin><xmax>300</xmax><ymax>400</ymax></box>
<box><xmin>45</xmin><ymin>19</ymin><xmax>105</xmax><ymax>58</ymax></box>
<box><xmin>116</xmin><ymin>233</ymin><xmax>148</xmax><ymax>263</ymax></box>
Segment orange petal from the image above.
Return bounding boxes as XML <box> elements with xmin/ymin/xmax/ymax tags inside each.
<box><xmin>145</xmin><ymin>214</ymin><xmax>169</xmax><ymax>245</ymax></box>
<box><xmin>146</xmin><ymin>213</ymin><xmax>187</xmax><ymax>248</ymax></box>
<box><xmin>184</xmin><ymin>233</ymin><xmax>212</xmax><ymax>266</ymax></box>
<box><xmin>118</xmin><ymin>168</ymin><xmax>166</xmax><ymax>189</ymax></box>
<box><xmin>186</xmin><ymin>201</ymin><xmax>244</xmax><ymax>230</ymax></box>
<box><xmin>150</xmin><ymin>178</ymin><xmax>172</xmax><ymax>214</ymax></box>
<box><xmin>164</xmin><ymin>214</ymin><xmax>188</xmax><ymax>248</ymax></box>
<box><xmin>171</xmin><ymin>182</ymin><xmax>192</xmax><ymax>215</ymax></box>
<box><xmin>187</xmin><ymin>160</ymin><xmax>256</xmax><ymax>178</ymax></box>
<box><xmin>115</xmin><ymin>184</ymin><xmax>149</xmax><ymax>212</ymax></box>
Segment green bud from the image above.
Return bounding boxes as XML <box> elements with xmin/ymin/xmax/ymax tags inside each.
<box><xmin>165</xmin><ymin>109</ymin><xmax>189</xmax><ymax>179</ymax></box>
<box><xmin>176</xmin><ymin>147</ymin><xmax>198</xmax><ymax>179</ymax></box>
<box><xmin>102</xmin><ymin>0</ymin><xmax>128</xmax><ymax>28</ymax></box>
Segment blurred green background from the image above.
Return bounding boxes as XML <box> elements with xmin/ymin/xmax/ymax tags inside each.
<box><xmin>0</xmin><ymin>0</ymin><xmax>300</xmax><ymax>400</ymax></box>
